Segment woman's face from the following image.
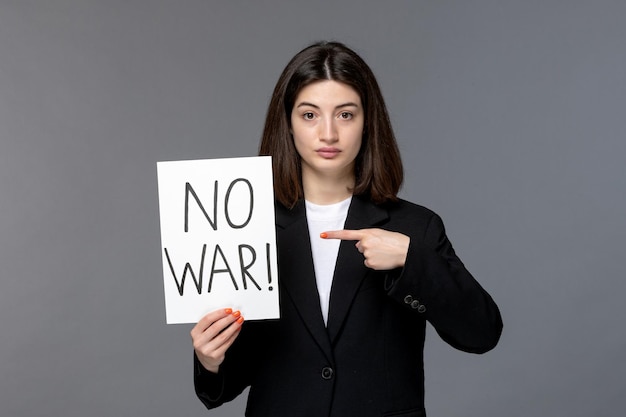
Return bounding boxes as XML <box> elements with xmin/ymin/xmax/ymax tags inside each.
<box><xmin>290</xmin><ymin>80</ymin><xmax>364</xmax><ymax>181</ymax></box>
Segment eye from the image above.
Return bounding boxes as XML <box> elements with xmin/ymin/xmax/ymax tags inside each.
<box><xmin>303</xmin><ymin>112</ymin><xmax>315</xmax><ymax>120</ymax></box>
<box><xmin>338</xmin><ymin>112</ymin><xmax>353</xmax><ymax>120</ymax></box>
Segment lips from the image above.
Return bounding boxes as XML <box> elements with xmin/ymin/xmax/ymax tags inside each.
<box><xmin>316</xmin><ymin>147</ymin><xmax>340</xmax><ymax>159</ymax></box>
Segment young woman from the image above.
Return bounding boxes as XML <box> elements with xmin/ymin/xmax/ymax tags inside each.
<box><xmin>191</xmin><ymin>41</ymin><xmax>502</xmax><ymax>417</ymax></box>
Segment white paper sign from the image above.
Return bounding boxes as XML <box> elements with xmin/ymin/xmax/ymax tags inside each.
<box><xmin>157</xmin><ymin>156</ymin><xmax>279</xmax><ymax>324</ymax></box>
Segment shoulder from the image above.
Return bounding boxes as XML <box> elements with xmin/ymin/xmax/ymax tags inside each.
<box><xmin>375</xmin><ymin>198</ymin><xmax>448</xmax><ymax>239</ymax></box>
<box><xmin>274</xmin><ymin>199</ymin><xmax>305</xmax><ymax>229</ymax></box>
<box><xmin>385</xmin><ymin>198</ymin><xmax>440</xmax><ymax>221</ymax></box>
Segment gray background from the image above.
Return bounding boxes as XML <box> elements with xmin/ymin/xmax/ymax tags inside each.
<box><xmin>1</xmin><ymin>1</ymin><xmax>624</xmax><ymax>416</ymax></box>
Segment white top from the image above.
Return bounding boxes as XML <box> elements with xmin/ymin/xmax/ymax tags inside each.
<box><xmin>305</xmin><ymin>197</ymin><xmax>352</xmax><ymax>326</ymax></box>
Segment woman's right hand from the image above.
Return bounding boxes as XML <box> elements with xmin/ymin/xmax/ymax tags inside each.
<box><xmin>191</xmin><ymin>308</ymin><xmax>244</xmax><ymax>374</ymax></box>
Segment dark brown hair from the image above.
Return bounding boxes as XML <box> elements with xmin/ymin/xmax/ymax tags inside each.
<box><xmin>258</xmin><ymin>41</ymin><xmax>403</xmax><ymax>208</ymax></box>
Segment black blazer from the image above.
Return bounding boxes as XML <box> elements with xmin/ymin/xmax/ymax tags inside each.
<box><xmin>195</xmin><ymin>196</ymin><xmax>502</xmax><ymax>417</ymax></box>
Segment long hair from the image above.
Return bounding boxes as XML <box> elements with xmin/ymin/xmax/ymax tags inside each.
<box><xmin>258</xmin><ymin>41</ymin><xmax>403</xmax><ymax>208</ymax></box>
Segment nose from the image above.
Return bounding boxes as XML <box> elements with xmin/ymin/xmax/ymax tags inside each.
<box><xmin>319</xmin><ymin>118</ymin><xmax>338</xmax><ymax>143</ymax></box>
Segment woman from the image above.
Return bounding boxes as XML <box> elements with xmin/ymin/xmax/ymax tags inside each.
<box><xmin>191</xmin><ymin>41</ymin><xmax>502</xmax><ymax>417</ymax></box>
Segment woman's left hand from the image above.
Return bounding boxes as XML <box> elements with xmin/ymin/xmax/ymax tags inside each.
<box><xmin>321</xmin><ymin>228</ymin><xmax>410</xmax><ymax>270</ymax></box>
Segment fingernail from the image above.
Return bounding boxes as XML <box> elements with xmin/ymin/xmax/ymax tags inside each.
<box><xmin>236</xmin><ymin>316</ymin><xmax>244</xmax><ymax>324</ymax></box>
<box><xmin>224</xmin><ymin>308</ymin><xmax>233</xmax><ymax>314</ymax></box>
<box><xmin>232</xmin><ymin>310</ymin><xmax>241</xmax><ymax>318</ymax></box>
<box><xmin>320</xmin><ymin>232</ymin><xmax>328</xmax><ymax>239</ymax></box>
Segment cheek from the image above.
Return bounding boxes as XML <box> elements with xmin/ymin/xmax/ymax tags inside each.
<box><xmin>291</xmin><ymin>124</ymin><xmax>311</xmax><ymax>147</ymax></box>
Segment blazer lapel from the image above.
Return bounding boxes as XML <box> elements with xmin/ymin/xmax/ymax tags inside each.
<box><xmin>275</xmin><ymin>201</ymin><xmax>333</xmax><ymax>360</ymax></box>
<box><xmin>326</xmin><ymin>196</ymin><xmax>389</xmax><ymax>344</ymax></box>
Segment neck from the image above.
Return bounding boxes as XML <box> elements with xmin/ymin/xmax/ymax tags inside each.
<box><xmin>302</xmin><ymin>168</ymin><xmax>354</xmax><ymax>205</ymax></box>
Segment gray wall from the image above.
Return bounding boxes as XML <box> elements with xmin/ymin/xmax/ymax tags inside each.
<box><xmin>1</xmin><ymin>1</ymin><xmax>624</xmax><ymax>416</ymax></box>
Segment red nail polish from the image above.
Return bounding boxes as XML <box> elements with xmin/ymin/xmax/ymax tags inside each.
<box><xmin>224</xmin><ymin>308</ymin><xmax>233</xmax><ymax>315</ymax></box>
<box><xmin>320</xmin><ymin>232</ymin><xmax>328</xmax><ymax>239</ymax></box>
<box><xmin>232</xmin><ymin>310</ymin><xmax>241</xmax><ymax>318</ymax></box>
<box><xmin>236</xmin><ymin>316</ymin><xmax>244</xmax><ymax>324</ymax></box>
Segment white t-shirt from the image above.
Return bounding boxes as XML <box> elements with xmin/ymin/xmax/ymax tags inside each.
<box><xmin>305</xmin><ymin>197</ymin><xmax>352</xmax><ymax>326</ymax></box>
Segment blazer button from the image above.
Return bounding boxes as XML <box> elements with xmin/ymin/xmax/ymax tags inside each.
<box><xmin>410</xmin><ymin>300</ymin><xmax>420</xmax><ymax>309</ymax></box>
<box><xmin>417</xmin><ymin>304</ymin><xmax>426</xmax><ymax>313</ymax></box>
<box><xmin>321</xmin><ymin>367</ymin><xmax>334</xmax><ymax>380</ymax></box>
<box><xmin>404</xmin><ymin>295</ymin><xmax>413</xmax><ymax>304</ymax></box>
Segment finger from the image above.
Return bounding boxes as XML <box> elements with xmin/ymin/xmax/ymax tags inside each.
<box><xmin>195</xmin><ymin>316</ymin><xmax>244</xmax><ymax>371</ymax></box>
<box><xmin>192</xmin><ymin>309</ymin><xmax>242</xmax><ymax>349</ymax></box>
<box><xmin>193</xmin><ymin>312</ymin><xmax>244</xmax><ymax>352</ymax></box>
<box><xmin>320</xmin><ymin>229</ymin><xmax>367</xmax><ymax>241</ymax></box>
<box><xmin>191</xmin><ymin>308</ymin><xmax>232</xmax><ymax>337</ymax></box>
<box><xmin>207</xmin><ymin>325</ymin><xmax>242</xmax><ymax>359</ymax></box>
<box><xmin>209</xmin><ymin>317</ymin><xmax>243</xmax><ymax>352</ymax></box>
<box><xmin>203</xmin><ymin>314</ymin><xmax>244</xmax><ymax>351</ymax></box>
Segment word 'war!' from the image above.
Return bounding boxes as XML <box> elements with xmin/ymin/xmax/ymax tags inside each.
<box><xmin>164</xmin><ymin>242</ymin><xmax>274</xmax><ymax>296</ymax></box>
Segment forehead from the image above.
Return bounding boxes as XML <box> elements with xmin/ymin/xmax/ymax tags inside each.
<box><xmin>294</xmin><ymin>80</ymin><xmax>361</xmax><ymax>106</ymax></box>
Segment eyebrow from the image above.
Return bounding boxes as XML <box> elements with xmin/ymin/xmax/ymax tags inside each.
<box><xmin>295</xmin><ymin>101</ymin><xmax>360</xmax><ymax>110</ymax></box>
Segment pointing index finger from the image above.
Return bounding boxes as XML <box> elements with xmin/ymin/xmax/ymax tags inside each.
<box><xmin>320</xmin><ymin>229</ymin><xmax>366</xmax><ymax>241</ymax></box>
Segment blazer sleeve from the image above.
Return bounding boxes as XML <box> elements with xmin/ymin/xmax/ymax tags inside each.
<box><xmin>385</xmin><ymin>211</ymin><xmax>503</xmax><ymax>353</ymax></box>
